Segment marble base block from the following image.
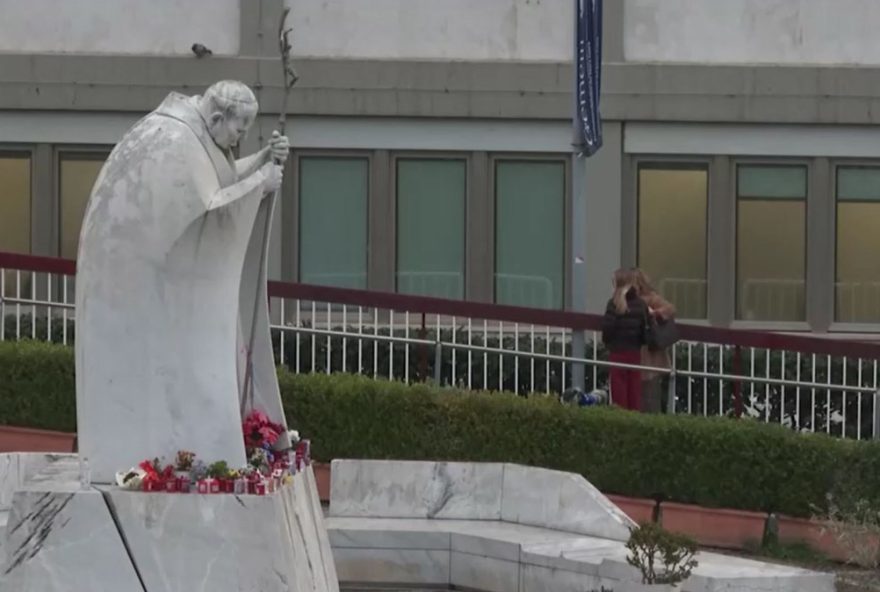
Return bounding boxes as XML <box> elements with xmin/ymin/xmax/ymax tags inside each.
<box><xmin>1</xmin><ymin>465</ymin><xmax>339</xmax><ymax>592</ymax></box>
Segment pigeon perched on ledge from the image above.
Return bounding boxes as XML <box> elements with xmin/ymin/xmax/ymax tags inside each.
<box><xmin>191</xmin><ymin>43</ymin><xmax>213</xmax><ymax>58</ymax></box>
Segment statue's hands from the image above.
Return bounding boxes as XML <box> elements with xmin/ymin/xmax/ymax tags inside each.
<box><xmin>260</xmin><ymin>162</ymin><xmax>284</xmax><ymax>193</ymax></box>
<box><xmin>267</xmin><ymin>131</ymin><xmax>290</xmax><ymax>164</ymax></box>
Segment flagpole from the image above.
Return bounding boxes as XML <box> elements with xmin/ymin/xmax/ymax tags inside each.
<box><xmin>570</xmin><ymin>0</ymin><xmax>588</xmax><ymax>392</ymax></box>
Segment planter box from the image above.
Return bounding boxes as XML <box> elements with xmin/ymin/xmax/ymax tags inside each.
<box><xmin>661</xmin><ymin>502</ymin><xmax>767</xmax><ymax>550</ymax></box>
<box><xmin>607</xmin><ymin>494</ymin><xmax>656</xmax><ymax>525</ymax></box>
<box><xmin>313</xmin><ymin>462</ymin><xmax>330</xmax><ymax>502</ymax></box>
<box><xmin>0</xmin><ymin>426</ymin><xmax>76</xmax><ymax>453</ymax></box>
<box><xmin>778</xmin><ymin>514</ymin><xmax>880</xmax><ymax>565</ymax></box>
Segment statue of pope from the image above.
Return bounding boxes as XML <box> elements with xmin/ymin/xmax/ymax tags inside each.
<box><xmin>75</xmin><ymin>80</ymin><xmax>291</xmax><ymax>482</ymax></box>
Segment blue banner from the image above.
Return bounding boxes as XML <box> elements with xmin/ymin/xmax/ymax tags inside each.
<box><xmin>575</xmin><ymin>0</ymin><xmax>603</xmax><ymax>156</ymax></box>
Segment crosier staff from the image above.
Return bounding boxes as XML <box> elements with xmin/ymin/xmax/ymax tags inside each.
<box><xmin>241</xmin><ymin>7</ymin><xmax>299</xmax><ymax>416</ymax></box>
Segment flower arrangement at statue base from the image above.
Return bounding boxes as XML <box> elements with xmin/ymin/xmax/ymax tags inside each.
<box><xmin>115</xmin><ymin>410</ymin><xmax>310</xmax><ymax>496</ymax></box>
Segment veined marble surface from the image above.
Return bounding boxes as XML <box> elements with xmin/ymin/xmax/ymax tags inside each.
<box><xmin>329</xmin><ymin>460</ymin><xmax>635</xmax><ymax>540</ymax></box>
<box><xmin>326</xmin><ymin>460</ymin><xmax>834</xmax><ymax>592</ymax></box>
<box><xmin>1</xmin><ymin>484</ymin><xmax>143</xmax><ymax>591</ymax></box>
<box><xmin>330</xmin><ymin>459</ymin><xmax>504</xmax><ymax>520</ymax></box>
<box><xmin>500</xmin><ymin>463</ymin><xmax>635</xmax><ymax>541</ymax></box>
<box><xmin>0</xmin><ymin>460</ymin><xmax>339</xmax><ymax>592</ymax></box>
<box><xmin>328</xmin><ymin>516</ymin><xmax>835</xmax><ymax>592</ymax></box>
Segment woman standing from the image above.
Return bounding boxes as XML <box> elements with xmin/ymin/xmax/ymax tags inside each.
<box><xmin>601</xmin><ymin>268</ymin><xmax>649</xmax><ymax>411</ymax></box>
<box><xmin>634</xmin><ymin>269</ymin><xmax>676</xmax><ymax>413</ymax></box>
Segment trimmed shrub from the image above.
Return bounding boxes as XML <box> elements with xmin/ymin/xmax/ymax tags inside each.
<box><xmin>2</xmin><ymin>340</ymin><xmax>880</xmax><ymax>518</ymax></box>
<box><xmin>7</xmin><ymin>312</ymin><xmax>876</xmax><ymax>438</ymax></box>
<box><xmin>0</xmin><ymin>340</ymin><xmax>76</xmax><ymax>432</ymax></box>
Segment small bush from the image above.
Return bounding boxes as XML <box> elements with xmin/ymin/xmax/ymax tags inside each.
<box><xmin>626</xmin><ymin>523</ymin><xmax>698</xmax><ymax>585</ymax></box>
<box><xmin>4</xmin><ymin>341</ymin><xmax>880</xmax><ymax>519</ymax></box>
<box><xmin>0</xmin><ymin>340</ymin><xmax>76</xmax><ymax>432</ymax></box>
<box><xmin>813</xmin><ymin>494</ymin><xmax>880</xmax><ymax>568</ymax></box>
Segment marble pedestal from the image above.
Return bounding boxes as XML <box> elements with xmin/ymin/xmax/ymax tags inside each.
<box><xmin>1</xmin><ymin>463</ymin><xmax>338</xmax><ymax>592</ymax></box>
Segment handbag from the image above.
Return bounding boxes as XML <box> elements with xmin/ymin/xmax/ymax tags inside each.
<box><xmin>644</xmin><ymin>309</ymin><xmax>680</xmax><ymax>351</ymax></box>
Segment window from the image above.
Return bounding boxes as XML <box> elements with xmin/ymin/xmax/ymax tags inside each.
<box><xmin>396</xmin><ymin>158</ymin><xmax>466</xmax><ymax>299</ymax></box>
<box><xmin>0</xmin><ymin>153</ymin><xmax>31</xmax><ymax>298</ymax></box>
<box><xmin>836</xmin><ymin>166</ymin><xmax>880</xmax><ymax>323</ymax></box>
<box><xmin>298</xmin><ymin>156</ymin><xmax>368</xmax><ymax>289</ymax></box>
<box><xmin>736</xmin><ymin>164</ymin><xmax>807</xmax><ymax>322</ymax></box>
<box><xmin>637</xmin><ymin>164</ymin><xmax>708</xmax><ymax>319</ymax></box>
<box><xmin>59</xmin><ymin>153</ymin><xmax>107</xmax><ymax>259</ymax></box>
<box><xmin>494</xmin><ymin>160</ymin><xmax>564</xmax><ymax>309</ymax></box>
<box><xmin>0</xmin><ymin>153</ymin><xmax>30</xmax><ymax>255</ymax></box>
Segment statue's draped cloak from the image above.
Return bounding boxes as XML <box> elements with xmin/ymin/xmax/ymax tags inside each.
<box><xmin>75</xmin><ymin>92</ymin><xmax>288</xmax><ymax>482</ymax></box>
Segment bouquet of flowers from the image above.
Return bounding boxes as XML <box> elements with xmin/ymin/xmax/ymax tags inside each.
<box><xmin>115</xmin><ymin>410</ymin><xmax>302</xmax><ymax>495</ymax></box>
<box><xmin>242</xmin><ymin>410</ymin><xmax>285</xmax><ymax>450</ymax></box>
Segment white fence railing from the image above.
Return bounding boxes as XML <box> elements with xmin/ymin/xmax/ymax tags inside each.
<box><xmin>3</xmin><ymin>252</ymin><xmax>880</xmax><ymax>441</ymax></box>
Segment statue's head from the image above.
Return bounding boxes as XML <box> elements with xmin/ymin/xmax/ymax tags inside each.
<box><xmin>199</xmin><ymin>81</ymin><xmax>259</xmax><ymax>150</ymax></box>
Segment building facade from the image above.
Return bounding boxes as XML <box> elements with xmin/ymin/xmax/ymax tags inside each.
<box><xmin>2</xmin><ymin>0</ymin><xmax>880</xmax><ymax>333</ymax></box>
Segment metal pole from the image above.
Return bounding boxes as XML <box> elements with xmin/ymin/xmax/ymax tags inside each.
<box><xmin>873</xmin><ymin>391</ymin><xmax>880</xmax><ymax>440</ymax></box>
<box><xmin>433</xmin><ymin>341</ymin><xmax>443</xmax><ymax>385</ymax></box>
<box><xmin>570</xmin><ymin>0</ymin><xmax>588</xmax><ymax>392</ymax></box>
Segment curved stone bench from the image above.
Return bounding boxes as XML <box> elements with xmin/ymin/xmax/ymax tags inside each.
<box><xmin>326</xmin><ymin>460</ymin><xmax>834</xmax><ymax>592</ymax></box>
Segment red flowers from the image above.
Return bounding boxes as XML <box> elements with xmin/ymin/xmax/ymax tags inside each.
<box><xmin>138</xmin><ymin>458</ymin><xmax>174</xmax><ymax>490</ymax></box>
<box><xmin>242</xmin><ymin>410</ymin><xmax>285</xmax><ymax>450</ymax></box>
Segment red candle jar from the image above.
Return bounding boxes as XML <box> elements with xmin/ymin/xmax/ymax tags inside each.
<box><xmin>176</xmin><ymin>476</ymin><xmax>191</xmax><ymax>493</ymax></box>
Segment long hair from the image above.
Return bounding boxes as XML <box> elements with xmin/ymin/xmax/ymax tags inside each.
<box><xmin>633</xmin><ymin>268</ymin><xmax>655</xmax><ymax>298</ymax></box>
<box><xmin>612</xmin><ymin>268</ymin><xmax>636</xmax><ymax>314</ymax></box>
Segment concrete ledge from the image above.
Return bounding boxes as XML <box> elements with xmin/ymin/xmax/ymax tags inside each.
<box><xmin>327</xmin><ymin>460</ymin><xmax>835</xmax><ymax>592</ymax></box>
<box><xmin>328</xmin><ymin>516</ymin><xmax>834</xmax><ymax>592</ymax></box>
<box><xmin>4</xmin><ymin>54</ymin><xmax>880</xmax><ymax>124</ymax></box>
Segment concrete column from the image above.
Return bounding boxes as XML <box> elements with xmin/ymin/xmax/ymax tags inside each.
<box><xmin>369</xmin><ymin>150</ymin><xmax>394</xmax><ymax>293</ymax></box>
<box><xmin>31</xmin><ymin>144</ymin><xmax>55</xmax><ymax>257</ymax></box>
<box><xmin>808</xmin><ymin>157</ymin><xmax>833</xmax><ymax>332</ymax></box>
<box><xmin>467</xmin><ymin>151</ymin><xmax>492</xmax><ymax>303</ymax></box>
<box><xmin>584</xmin><ymin>121</ymin><xmax>623</xmax><ymax>314</ymax></box>
<box><xmin>707</xmin><ymin>155</ymin><xmax>733</xmax><ymax>327</ymax></box>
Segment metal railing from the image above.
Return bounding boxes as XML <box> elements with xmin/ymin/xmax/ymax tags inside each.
<box><xmin>3</xmin><ymin>251</ymin><xmax>880</xmax><ymax>441</ymax></box>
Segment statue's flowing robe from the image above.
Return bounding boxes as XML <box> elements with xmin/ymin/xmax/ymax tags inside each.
<box><xmin>75</xmin><ymin>92</ymin><xmax>288</xmax><ymax>483</ymax></box>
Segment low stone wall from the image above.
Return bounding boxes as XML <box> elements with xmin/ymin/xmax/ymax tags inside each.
<box><xmin>326</xmin><ymin>459</ymin><xmax>835</xmax><ymax>592</ymax></box>
<box><xmin>329</xmin><ymin>459</ymin><xmax>636</xmax><ymax>541</ymax></box>
<box><xmin>0</xmin><ymin>453</ymin><xmax>340</xmax><ymax>592</ymax></box>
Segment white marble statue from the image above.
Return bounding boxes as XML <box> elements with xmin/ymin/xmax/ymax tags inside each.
<box><xmin>75</xmin><ymin>80</ymin><xmax>291</xmax><ymax>483</ymax></box>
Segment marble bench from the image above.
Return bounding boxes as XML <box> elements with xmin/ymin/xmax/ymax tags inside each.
<box><xmin>326</xmin><ymin>459</ymin><xmax>834</xmax><ymax>592</ymax></box>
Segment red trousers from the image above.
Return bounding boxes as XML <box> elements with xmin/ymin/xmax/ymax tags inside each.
<box><xmin>609</xmin><ymin>350</ymin><xmax>642</xmax><ymax>411</ymax></box>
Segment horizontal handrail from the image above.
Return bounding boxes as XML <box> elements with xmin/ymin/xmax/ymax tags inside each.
<box><xmin>3</xmin><ymin>250</ymin><xmax>880</xmax><ymax>360</ymax></box>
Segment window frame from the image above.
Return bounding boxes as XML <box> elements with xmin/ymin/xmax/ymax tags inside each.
<box><xmin>288</xmin><ymin>149</ymin><xmax>373</xmax><ymax>290</ymax></box>
<box><xmin>488</xmin><ymin>153</ymin><xmax>570</xmax><ymax>310</ymax></box>
<box><xmin>55</xmin><ymin>146</ymin><xmax>112</xmax><ymax>259</ymax></box>
<box><xmin>390</xmin><ymin>151</ymin><xmax>471</xmax><ymax>300</ymax></box>
<box><xmin>634</xmin><ymin>159</ymin><xmax>711</xmax><ymax>321</ymax></box>
<box><xmin>829</xmin><ymin>158</ymin><xmax>880</xmax><ymax>331</ymax></box>
<box><xmin>731</xmin><ymin>158</ymin><xmax>811</xmax><ymax>330</ymax></box>
<box><xmin>0</xmin><ymin>145</ymin><xmax>36</xmax><ymax>256</ymax></box>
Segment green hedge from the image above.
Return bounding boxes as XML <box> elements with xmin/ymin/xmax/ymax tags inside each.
<box><xmin>8</xmin><ymin>312</ymin><xmax>876</xmax><ymax>438</ymax></box>
<box><xmin>0</xmin><ymin>341</ymin><xmax>76</xmax><ymax>432</ymax></box>
<box><xmin>2</xmin><ymin>340</ymin><xmax>878</xmax><ymax>518</ymax></box>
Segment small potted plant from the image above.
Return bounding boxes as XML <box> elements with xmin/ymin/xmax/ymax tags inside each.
<box><xmin>139</xmin><ymin>458</ymin><xmax>173</xmax><ymax>492</ymax></box>
<box><xmin>206</xmin><ymin>460</ymin><xmax>230</xmax><ymax>494</ymax></box>
<box><xmin>175</xmin><ymin>450</ymin><xmax>195</xmax><ymax>474</ymax></box>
